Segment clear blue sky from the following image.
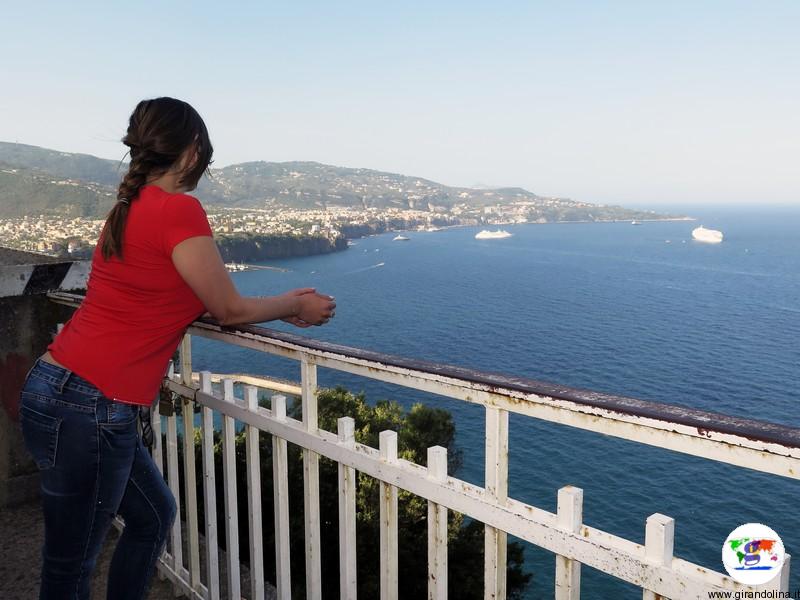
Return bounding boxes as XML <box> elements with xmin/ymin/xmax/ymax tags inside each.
<box><xmin>1</xmin><ymin>1</ymin><xmax>798</xmax><ymax>206</ymax></box>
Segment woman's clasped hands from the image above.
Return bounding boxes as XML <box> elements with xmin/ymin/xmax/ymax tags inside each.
<box><xmin>280</xmin><ymin>287</ymin><xmax>336</xmax><ymax>328</ymax></box>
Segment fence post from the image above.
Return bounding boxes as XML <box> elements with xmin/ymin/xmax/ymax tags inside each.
<box><xmin>199</xmin><ymin>371</ymin><xmax>220</xmax><ymax>600</ymax></box>
<box><xmin>555</xmin><ymin>485</ymin><xmax>583</xmax><ymax>600</ymax></box>
<box><xmin>643</xmin><ymin>513</ymin><xmax>674</xmax><ymax>600</ymax></box>
<box><xmin>221</xmin><ymin>379</ymin><xmax>241</xmax><ymax>600</ymax></box>
<box><xmin>166</xmin><ymin>369</ymin><xmax>184</xmax><ymax>577</ymax></box>
<box><xmin>485</xmin><ymin>406</ymin><xmax>509</xmax><ymax>599</ymax></box>
<box><xmin>301</xmin><ymin>358</ymin><xmax>322</xmax><ymax>600</ymax></box>
<box><xmin>179</xmin><ymin>335</ymin><xmax>202</xmax><ymax>591</ymax></box>
<box><xmin>272</xmin><ymin>394</ymin><xmax>291</xmax><ymax>600</ymax></box>
<box><xmin>245</xmin><ymin>385</ymin><xmax>265</xmax><ymax>600</ymax></box>
<box><xmin>379</xmin><ymin>431</ymin><xmax>399</xmax><ymax>600</ymax></box>
<box><xmin>427</xmin><ymin>446</ymin><xmax>448</xmax><ymax>600</ymax></box>
<box><xmin>338</xmin><ymin>417</ymin><xmax>358</xmax><ymax>600</ymax></box>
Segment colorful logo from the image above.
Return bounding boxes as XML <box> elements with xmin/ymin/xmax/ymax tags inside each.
<box><xmin>722</xmin><ymin>523</ymin><xmax>785</xmax><ymax>585</ymax></box>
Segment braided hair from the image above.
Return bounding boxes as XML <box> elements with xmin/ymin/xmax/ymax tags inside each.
<box><xmin>100</xmin><ymin>97</ymin><xmax>213</xmax><ymax>260</ymax></box>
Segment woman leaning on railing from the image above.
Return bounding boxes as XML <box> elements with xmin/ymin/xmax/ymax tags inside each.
<box><xmin>18</xmin><ymin>96</ymin><xmax>336</xmax><ymax>600</ymax></box>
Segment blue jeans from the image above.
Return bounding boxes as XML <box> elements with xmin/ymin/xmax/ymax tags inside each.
<box><xmin>19</xmin><ymin>358</ymin><xmax>177</xmax><ymax>600</ymax></box>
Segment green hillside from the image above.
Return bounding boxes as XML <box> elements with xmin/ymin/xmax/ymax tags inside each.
<box><xmin>0</xmin><ymin>142</ymin><xmax>124</xmax><ymax>186</ymax></box>
<box><xmin>195</xmin><ymin>161</ymin><xmax>543</xmax><ymax>210</ymax></box>
<box><xmin>0</xmin><ymin>142</ymin><xmax>675</xmax><ymax>222</ymax></box>
<box><xmin>0</xmin><ymin>162</ymin><xmax>114</xmax><ymax>218</ymax></box>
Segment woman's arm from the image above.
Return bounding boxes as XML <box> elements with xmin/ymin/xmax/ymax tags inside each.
<box><xmin>172</xmin><ymin>236</ymin><xmax>335</xmax><ymax>326</ymax></box>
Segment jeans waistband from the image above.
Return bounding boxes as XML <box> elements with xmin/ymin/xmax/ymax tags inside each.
<box><xmin>29</xmin><ymin>357</ymin><xmax>103</xmax><ymax>396</ymax></box>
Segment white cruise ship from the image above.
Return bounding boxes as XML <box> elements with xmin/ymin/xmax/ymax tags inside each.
<box><xmin>475</xmin><ymin>229</ymin><xmax>513</xmax><ymax>240</ymax></box>
<box><xmin>691</xmin><ymin>226</ymin><xmax>724</xmax><ymax>244</ymax></box>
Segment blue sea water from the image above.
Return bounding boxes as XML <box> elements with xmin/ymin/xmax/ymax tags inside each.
<box><xmin>192</xmin><ymin>205</ymin><xmax>799</xmax><ymax>598</ymax></box>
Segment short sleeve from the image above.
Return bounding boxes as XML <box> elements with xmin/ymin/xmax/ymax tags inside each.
<box><xmin>161</xmin><ymin>194</ymin><xmax>213</xmax><ymax>255</ymax></box>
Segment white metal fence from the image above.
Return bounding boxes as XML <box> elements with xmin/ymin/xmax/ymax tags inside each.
<box><xmin>49</xmin><ymin>292</ymin><xmax>798</xmax><ymax>599</ymax></box>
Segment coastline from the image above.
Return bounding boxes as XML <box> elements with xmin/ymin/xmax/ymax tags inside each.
<box><xmin>35</xmin><ymin>215</ymin><xmax>699</xmax><ymax>265</ymax></box>
<box><xmin>371</xmin><ymin>215</ymin><xmax>696</xmax><ymax>237</ymax></box>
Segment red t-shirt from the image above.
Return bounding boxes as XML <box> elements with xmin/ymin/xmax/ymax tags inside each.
<box><xmin>48</xmin><ymin>185</ymin><xmax>213</xmax><ymax>406</ymax></box>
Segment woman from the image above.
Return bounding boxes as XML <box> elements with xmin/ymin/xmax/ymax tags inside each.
<box><xmin>18</xmin><ymin>97</ymin><xmax>336</xmax><ymax>600</ymax></box>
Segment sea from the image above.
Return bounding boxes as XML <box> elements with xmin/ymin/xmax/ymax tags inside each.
<box><xmin>191</xmin><ymin>204</ymin><xmax>799</xmax><ymax>599</ymax></box>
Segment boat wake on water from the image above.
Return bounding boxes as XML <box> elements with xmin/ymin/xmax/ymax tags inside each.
<box><xmin>342</xmin><ymin>262</ymin><xmax>386</xmax><ymax>275</ymax></box>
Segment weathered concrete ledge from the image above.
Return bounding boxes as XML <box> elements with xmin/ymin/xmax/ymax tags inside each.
<box><xmin>0</xmin><ymin>247</ymin><xmax>88</xmax><ymax>508</ymax></box>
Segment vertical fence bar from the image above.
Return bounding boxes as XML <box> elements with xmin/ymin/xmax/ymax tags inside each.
<box><xmin>301</xmin><ymin>358</ymin><xmax>322</xmax><ymax>600</ymax></box>
<box><xmin>379</xmin><ymin>431</ymin><xmax>399</xmax><ymax>600</ymax></box>
<box><xmin>152</xmin><ymin>381</ymin><xmax>168</xmax><ymax>582</ymax></box>
<box><xmin>484</xmin><ymin>406</ymin><xmax>509</xmax><ymax>600</ymax></box>
<box><xmin>179</xmin><ymin>335</ymin><xmax>202</xmax><ymax>591</ymax></box>
<box><xmin>338</xmin><ymin>417</ymin><xmax>357</xmax><ymax>600</ymax></box>
<box><xmin>166</xmin><ymin>372</ymin><xmax>184</xmax><ymax>577</ymax></box>
<box><xmin>245</xmin><ymin>385</ymin><xmax>265</xmax><ymax>600</ymax></box>
<box><xmin>427</xmin><ymin>446</ymin><xmax>448</xmax><ymax>600</ymax></box>
<box><xmin>555</xmin><ymin>486</ymin><xmax>583</xmax><ymax>600</ymax></box>
<box><xmin>642</xmin><ymin>513</ymin><xmax>674</xmax><ymax>600</ymax></box>
<box><xmin>222</xmin><ymin>379</ymin><xmax>241</xmax><ymax>600</ymax></box>
<box><xmin>152</xmin><ymin>389</ymin><xmax>164</xmax><ymax>475</ymax></box>
<box><xmin>199</xmin><ymin>371</ymin><xmax>220</xmax><ymax>600</ymax></box>
<box><xmin>272</xmin><ymin>394</ymin><xmax>291</xmax><ymax>600</ymax></box>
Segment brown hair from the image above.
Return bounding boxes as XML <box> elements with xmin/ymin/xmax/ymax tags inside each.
<box><xmin>100</xmin><ymin>97</ymin><xmax>213</xmax><ymax>260</ymax></box>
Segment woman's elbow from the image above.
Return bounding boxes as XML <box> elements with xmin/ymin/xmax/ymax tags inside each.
<box><xmin>215</xmin><ymin>300</ymin><xmax>245</xmax><ymax>326</ymax></box>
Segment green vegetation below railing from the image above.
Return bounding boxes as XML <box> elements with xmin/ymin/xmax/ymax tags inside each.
<box><xmin>170</xmin><ymin>385</ymin><xmax>532</xmax><ymax>599</ymax></box>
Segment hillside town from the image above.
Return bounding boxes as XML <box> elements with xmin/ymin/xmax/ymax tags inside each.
<box><xmin>0</xmin><ymin>196</ymin><xmax>618</xmax><ymax>258</ymax></box>
<box><xmin>0</xmin><ymin>143</ymin><xmax>677</xmax><ymax>259</ymax></box>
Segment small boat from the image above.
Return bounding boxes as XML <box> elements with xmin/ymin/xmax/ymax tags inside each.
<box><xmin>631</xmin><ymin>220</ymin><xmax>642</xmax><ymax>225</ymax></box>
<box><xmin>393</xmin><ymin>235</ymin><xmax>410</xmax><ymax>241</ymax></box>
<box><xmin>475</xmin><ymin>229</ymin><xmax>512</xmax><ymax>240</ymax></box>
<box><xmin>692</xmin><ymin>226</ymin><xmax>723</xmax><ymax>244</ymax></box>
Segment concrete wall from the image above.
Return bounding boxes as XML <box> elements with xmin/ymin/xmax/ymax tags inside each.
<box><xmin>0</xmin><ymin>251</ymin><xmax>87</xmax><ymax>507</ymax></box>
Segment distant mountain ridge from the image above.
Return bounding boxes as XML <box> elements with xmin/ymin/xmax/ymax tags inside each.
<box><xmin>0</xmin><ymin>141</ymin><xmax>670</xmax><ymax>221</ymax></box>
<box><xmin>199</xmin><ymin>160</ymin><xmax>552</xmax><ymax>211</ymax></box>
<box><xmin>0</xmin><ymin>142</ymin><xmax>124</xmax><ymax>186</ymax></box>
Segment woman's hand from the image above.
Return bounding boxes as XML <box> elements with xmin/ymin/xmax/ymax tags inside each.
<box><xmin>293</xmin><ymin>290</ymin><xmax>336</xmax><ymax>326</ymax></box>
<box><xmin>279</xmin><ymin>288</ymin><xmax>315</xmax><ymax>327</ymax></box>
<box><xmin>276</xmin><ymin>287</ymin><xmax>335</xmax><ymax>327</ymax></box>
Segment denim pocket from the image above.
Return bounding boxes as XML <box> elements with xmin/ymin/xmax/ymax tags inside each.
<box><xmin>19</xmin><ymin>404</ymin><xmax>62</xmax><ymax>469</ymax></box>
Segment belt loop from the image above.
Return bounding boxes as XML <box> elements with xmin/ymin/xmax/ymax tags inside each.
<box><xmin>55</xmin><ymin>366</ymin><xmax>72</xmax><ymax>394</ymax></box>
